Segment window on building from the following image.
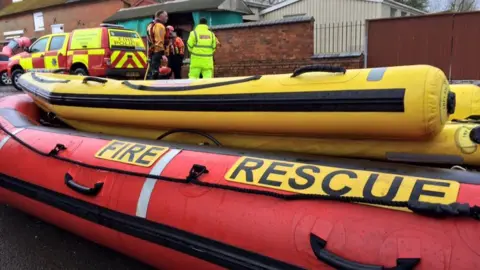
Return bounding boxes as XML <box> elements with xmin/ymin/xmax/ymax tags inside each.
<box><xmin>390</xmin><ymin>8</ymin><xmax>397</xmax><ymax>17</ymax></box>
<box><xmin>30</xmin><ymin>37</ymin><xmax>49</xmax><ymax>53</ymax></box>
<box><xmin>33</xmin><ymin>12</ymin><xmax>44</xmax><ymax>31</ymax></box>
<box><xmin>48</xmin><ymin>35</ymin><xmax>66</xmax><ymax>51</ymax></box>
<box><xmin>401</xmin><ymin>11</ymin><xmax>407</xmax><ymax>16</ymax></box>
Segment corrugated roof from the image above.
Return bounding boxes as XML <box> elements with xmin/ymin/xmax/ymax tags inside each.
<box><xmin>260</xmin><ymin>0</ymin><xmax>426</xmax><ymax>15</ymax></box>
<box><xmin>0</xmin><ymin>0</ymin><xmax>102</xmax><ymax>18</ymax></box>
<box><xmin>104</xmin><ymin>0</ymin><xmax>253</xmax><ymax>23</ymax></box>
<box><xmin>0</xmin><ymin>0</ymin><xmax>67</xmax><ymax>18</ymax></box>
<box><xmin>210</xmin><ymin>15</ymin><xmax>314</xmax><ymax>30</ymax></box>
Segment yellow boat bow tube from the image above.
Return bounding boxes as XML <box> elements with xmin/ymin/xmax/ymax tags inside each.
<box><xmin>18</xmin><ymin>64</ymin><xmax>456</xmax><ymax>140</ymax></box>
<box><xmin>449</xmin><ymin>84</ymin><xmax>480</xmax><ymax>121</ymax></box>
<box><xmin>63</xmin><ymin>120</ymin><xmax>480</xmax><ymax>168</ymax></box>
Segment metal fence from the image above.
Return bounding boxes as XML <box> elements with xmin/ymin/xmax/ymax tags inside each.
<box><xmin>366</xmin><ymin>11</ymin><xmax>480</xmax><ymax>80</ymax></box>
<box><xmin>314</xmin><ymin>21</ymin><xmax>365</xmax><ymax>54</ymax></box>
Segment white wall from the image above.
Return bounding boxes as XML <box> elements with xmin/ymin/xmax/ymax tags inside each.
<box><xmin>260</xmin><ymin>0</ymin><xmax>425</xmax><ymax>54</ymax></box>
<box><xmin>261</xmin><ymin>0</ymin><xmax>381</xmax><ymax>54</ymax></box>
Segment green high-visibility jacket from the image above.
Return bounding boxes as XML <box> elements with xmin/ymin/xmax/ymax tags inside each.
<box><xmin>187</xmin><ymin>24</ymin><xmax>217</xmax><ymax>69</ymax></box>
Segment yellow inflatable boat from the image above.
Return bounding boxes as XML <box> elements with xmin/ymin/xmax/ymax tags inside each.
<box><xmin>62</xmin><ymin>119</ymin><xmax>480</xmax><ymax>167</ymax></box>
<box><xmin>449</xmin><ymin>84</ymin><xmax>480</xmax><ymax>120</ymax></box>
<box><xmin>18</xmin><ymin>64</ymin><xmax>454</xmax><ymax>140</ymax></box>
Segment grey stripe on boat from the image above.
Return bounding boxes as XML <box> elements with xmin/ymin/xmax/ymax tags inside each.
<box><xmin>367</xmin><ymin>67</ymin><xmax>387</xmax><ymax>81</ymax></box>
<box><xmin>0</xmin><ymin>128</ymin><xmax>25</xmax><ymax>150</ymax></box>
<box><xmin>136</xmin><ymin>149</ymin><xmax>182</xmax><ymax>218</ymax></box>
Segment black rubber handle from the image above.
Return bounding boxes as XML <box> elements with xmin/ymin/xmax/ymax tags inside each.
<box><xmin>82</xmin><ymin>76</ymin><xmax>108</xmax><ymax>84</ymax></box>
<box><xmin>291</xmin><ymin>65</ymin><xmax>347</xmax><ymax>78</ymax></box>
<box><xmin>310</xmin><ymin>234</ymin><xmax>420</xmax><ymax>270</ymax></box>
<box><xmin>64</xmin><ymin>173</ymin><xmax>104</xmax><ymax>196</ymax></box>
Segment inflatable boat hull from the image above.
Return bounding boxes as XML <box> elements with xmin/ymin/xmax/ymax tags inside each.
<box><xmin>18</xmin><ymin>65</ymin><xmax>454</xmax><ymax>140</ymax></box>
<box><xmin>60</xmin><ymin>116</ymin><xmax>480</xmax><ymax>168</ymax></box>
<box><xmin>450</xmin><ymin>84</ymin><xmax>480</xmax><ymax>120</ymax></box>
<box><xmin>1</xmin><ymin>94</ymin><xmax>480</xmax><ymax>270</ymax></box>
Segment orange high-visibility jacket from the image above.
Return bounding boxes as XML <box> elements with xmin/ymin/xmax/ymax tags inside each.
<box><xmin>166</xmin><ymin>37</ymin><xmax>185</xmax><ymax>56</ymax></box>
<box><xmin>146</xmin><ymin>21</ymin><xmax>166</xmax><ymax>53</ymax></box>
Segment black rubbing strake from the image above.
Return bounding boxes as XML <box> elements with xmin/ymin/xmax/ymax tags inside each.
<box><xmin>0</xmin><ymin>172</ymin><xmax>304</xmax><ymax>270</ymax></box>
<box><xmin>19</xmin><ymin>78</ymin><xmax>406</xmax><ymax>112</ymax></box>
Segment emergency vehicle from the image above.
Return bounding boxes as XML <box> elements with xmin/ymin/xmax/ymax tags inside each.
<box><xmin>8</xmin><ymin>24</ymin><xmax>147</xmax><ymax>90</ymax></box>
<box><xmin>0</xmin><ymin>53</ymin><xmax>10</xmax><ymax>86</ymax></box>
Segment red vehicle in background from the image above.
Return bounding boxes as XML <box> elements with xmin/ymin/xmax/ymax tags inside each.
<box><xmin>0</xmin><ymin>53</ymin><xmax>11</xmax><ymax>86</ymax></box>
<box><xmin>0</xmin><ymin>40</ymin><xmax>11</xmax><ymax>85</ymax></box>
<box><xmin>0</xmin><ymin>37</ymin><xmax>32</xmax><ymax>86</ymax></box>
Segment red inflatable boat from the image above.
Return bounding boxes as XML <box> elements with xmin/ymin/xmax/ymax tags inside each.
<box><xmin>1</xmin><ymin>94</ymin><xmax>480</xmax><ymax>270</ymax></box>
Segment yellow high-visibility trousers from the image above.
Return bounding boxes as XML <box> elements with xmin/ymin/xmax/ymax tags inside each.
<box><xmin>189</xmin><ymin>67</ymin><xmax>214</xmax><ymax>79</ymax></box>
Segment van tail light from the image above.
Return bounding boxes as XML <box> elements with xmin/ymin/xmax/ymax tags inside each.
<box><xmin>103</xmin><ymin>51</ymin><xmax>112</xmax><ymax>67</ymax></box>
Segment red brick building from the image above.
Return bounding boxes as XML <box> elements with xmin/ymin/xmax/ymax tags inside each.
<box><xmin>0</xmin><ymin>0</ymin><xmax>137</xmax><ymax>40</ymax></box>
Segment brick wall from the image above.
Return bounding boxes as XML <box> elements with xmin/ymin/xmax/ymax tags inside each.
<box><xmin>0</xmin><ymin>0</ymin><xmax>124</xmax><ymax>39</ymax></box>
<box><xmin>181</xmin><ymin>17</ymin><xmax>364</xmax><ymax>78</ymax></box>
<box><xmin>0</xmin><ymin>0</ymin><xmax>11</xmax><ymax>11</ymax></box>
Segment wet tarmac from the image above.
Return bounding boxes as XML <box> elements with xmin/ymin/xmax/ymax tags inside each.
<box><xmin>0</xmin><ymin>87</ymin><xmax>154</xmax><ymax>270</ymax></box>
<box><xmin>0</xmin><ymin>86</ymin><xmax>17</xmax><ymax>97</ymax></box>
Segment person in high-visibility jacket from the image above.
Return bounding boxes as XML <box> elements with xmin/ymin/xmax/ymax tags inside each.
<box><xmin>187</xmin><ymin>17</ymin><xmax>217</xmax><ymax>79</ymax></box>
<box><xmin>166</xmin><ymin>30</ymin><xmax>185</xmax><ymax>79</ymax></box>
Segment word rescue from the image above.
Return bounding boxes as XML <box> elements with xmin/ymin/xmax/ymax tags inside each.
<box><xmin>225</xmin><ymin>157</ymin><xmax>460</xmax><ymax>207</ymax></box>
<box><xmin>95</xmin><ymin>140</ymin><xmax>169</xmax><ymax>167</ymax></box>
<box><xmin>111</xmin><ymin>37</ymin><xmax>137</xmax><ymax>47</ymax></box>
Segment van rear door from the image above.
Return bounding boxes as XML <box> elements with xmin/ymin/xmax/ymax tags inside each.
<box><xmin>107</xmin><ymin>29</ymin><xmax>147</xmax><ymax>78</ymax></box>
<box><xmin>45</xmin><ymin>33</ymin><xmax>69</xmax><ymax>71</ymax></box>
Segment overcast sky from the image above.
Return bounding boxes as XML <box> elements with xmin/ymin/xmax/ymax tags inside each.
<box><xmin>429</xmin><ymin>0</ymin><xmax>479</xmax><ymax>11</ymax></box>
<box><xmin>429</xmin><ymin>0</ymin><xmax>451</xmax><ymax>11</ymax></box>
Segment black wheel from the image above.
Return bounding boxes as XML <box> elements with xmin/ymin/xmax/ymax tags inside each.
<box><xmin>11</xmin><ymin>69</ymin><xmax>24</xmax><ymax>91</ymax></box>
<box><xmin>0</xmin><ymin>71</ymin><xmax>11</xmax><ymax>86</ymax></box>
<box><xmin>72</xmin><ymin>67</ymin><xmax>88</xmax><ymax>76</ymax></box>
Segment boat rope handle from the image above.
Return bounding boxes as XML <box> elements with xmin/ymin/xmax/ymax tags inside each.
<box><xmin>451</xmin><ymin>115</ymin><xmax>480</xmax><ymax>124</ymax></box>
<box><xmin>122</xmin><ymin>75</ymin><xmax>262</xmax><ymax>91</ymax></box>
<box><xmin>52</xmin><ymin>69</ymin><xmax>68</xmax><ymax>74</ymax></box>
<box><xmin>291</xmin><ymin>65</ymin><xmax>347</xmax><ymax>78</ymax></box>
<box><xmin>82</xmin><ymin>76</ymin><xmax>108</xmax><ymax>84</ymax></box>
<box><xmin>1</xmin><ymin>123</ymin><xmax>480</xmax><ymax>221</ymax></box>
<box><xmin>157</xmin><ymin>129</ymin><xmax>223</xmax><ymax>146</ymax></box>
<box><xmin>310</xmin><ymin>234</ymin><xmax>421</xmax><ymax>270</ymax></box>
<box><xmin>31</xmin><ymin>72</ymin><xmax>70</xmax><ymax>83</ymax></box>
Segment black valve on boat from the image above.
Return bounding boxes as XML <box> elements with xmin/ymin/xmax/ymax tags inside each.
<box><xmin>447</xmin><ymin>91</ymin><xmax>456</xmax><ymax>115</ymax></box>
<box><xmin>469</xmin><ymin>126</ymin><xmax>480</xmax><ymax>144</ymax></box>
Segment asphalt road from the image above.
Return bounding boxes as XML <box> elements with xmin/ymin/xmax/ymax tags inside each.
<box><xmin>0</xmin><ymin>85</ymin><xmax>17</xmax><ymax>97</ymax></box>
<box><xmin>0</xmin><ymin>86</ymin><xmax>154</xmax><ymax>270</ymax></box>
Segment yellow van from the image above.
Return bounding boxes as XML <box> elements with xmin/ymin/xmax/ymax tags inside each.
<box><xmin>9</xmin><ymin>23</ymin><xmax>147</xmax><ymax>90</ymax></box>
